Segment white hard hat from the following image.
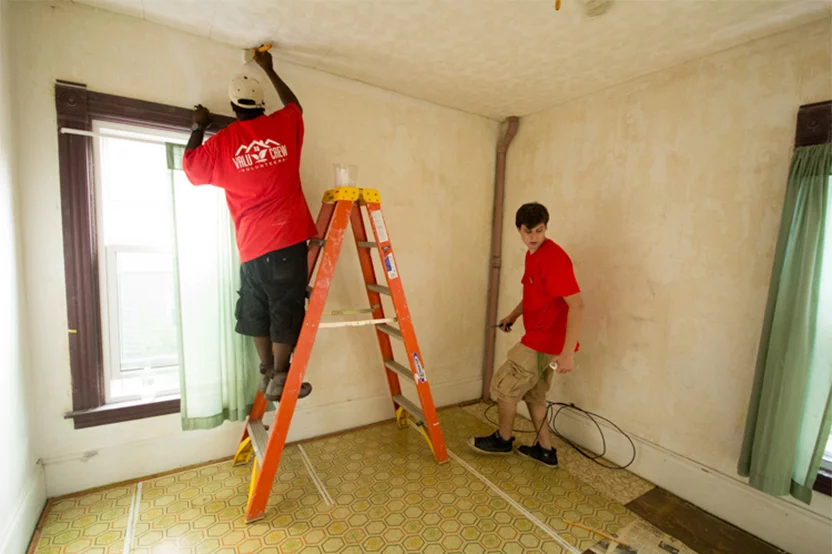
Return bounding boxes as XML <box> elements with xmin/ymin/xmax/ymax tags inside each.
<box><xmin>228</xmin><ymin>74</ymin><xmax>265</xmax><ymax>109</ymax></box>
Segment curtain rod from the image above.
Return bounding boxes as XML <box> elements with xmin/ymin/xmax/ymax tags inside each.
<box><xmin>59</xmin><ymin>127</ymin><xmax>186</xmax><ymax>147</ymax></box>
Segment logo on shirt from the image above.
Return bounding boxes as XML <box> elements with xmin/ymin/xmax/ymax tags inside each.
<box><xmin>232</xmin><ymin>139</ymin><xmax>289</xmax><ymax>171</ymax></box>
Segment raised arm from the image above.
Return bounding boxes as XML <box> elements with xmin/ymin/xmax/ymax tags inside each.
<box><xmin>186</xmin><ymin>104</ymin><xmax>212</xmax><ymax>151</ymax></box>
<box><xmin>253</xmin><ymin>50</ymin><xmax>302</xmax><ymax>114</ymax></box>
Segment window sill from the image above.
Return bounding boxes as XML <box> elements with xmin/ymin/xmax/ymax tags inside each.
<box><xmin>64</xmin><ymin>396</ymin><xmax>180</xmax><ymax>429</ymax></box>
<box><xmin>814</xmin><ymin>469</ymin><xmax>831</xmax><ymax>497</ymax></box>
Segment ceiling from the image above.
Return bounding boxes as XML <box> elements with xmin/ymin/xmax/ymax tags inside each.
<box><xmin>75</xmin><ymin>0</ymin><xmax>831</xmax><ymax>120</ymax></box>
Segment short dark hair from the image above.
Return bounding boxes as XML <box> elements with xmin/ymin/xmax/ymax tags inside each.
<box><xmin>515</xmin><ymin>202</ymin><xmax>549</xmax><ymax>229</ymax></box>
<box><xmin>231</xmin><ymin>102</ymin><xmax>265</xmax><ymax>120</ymax></box>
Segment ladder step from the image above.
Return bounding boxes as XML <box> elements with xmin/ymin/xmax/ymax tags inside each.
<box><xmin>247</xmin><ymin>420</ymin><xmax>268</xmax><ymax>466</ymax></box>
<box><xmin>385</xmin><ymin>359</ymin><xmax>412</xmax><ymax>381</ymax></box>
<box><xmin>309</xmin><ymin>238</ymin><xmax>326</xmax><ymax>247</ymax></box>
<box><xmin>377</xmin><ymin>323</ymin><xmax>403</xmax><ymax>341</ymax></box>
<box><xmin>320</xmin><ymin>317</ymin><xmax>395</xmax><ymax>329</ymax></box>
<box><xmin>393</xmin><ymin>394</ymin><xmax>424</xmax><ymax>424</ymax></box>
<box><xmin>324</xmin><ymin>304</ymin><xmax>380</xmax><ymax>316</ymax></box>
<box><xmin>367</xmin><ymin>284</ymin><xmax>390</xmax><ymax>295</ymax></box>
<box><xmin>358</xmin><ymin>241</ymin><xmax>377</xmax><ymax>249</ymax></box>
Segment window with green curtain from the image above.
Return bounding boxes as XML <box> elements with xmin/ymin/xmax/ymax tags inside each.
<box><xmin>165</xmin><ymin>143</ymin><xmax>260</xmax><ymax>430</ymax></box>
<box><xmin>818</xmin><ymin>174</ymin><xmax>832</xmax><ymax>473</ymax></box>
<box><xmin>738</xmin><ymin>138</ymin><xmax>831</xmax><ymax>504</ymax></box>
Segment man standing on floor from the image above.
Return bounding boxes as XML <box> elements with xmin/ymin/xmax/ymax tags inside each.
<box><xmin>182</xmin><ymin>49</ymin><xmax>316</xmax><ymax>402</ymax></box>
<box><xmin>470</xmin><ymin>202</ymin><xmax>585</xmax><ymax>467</ymax></box>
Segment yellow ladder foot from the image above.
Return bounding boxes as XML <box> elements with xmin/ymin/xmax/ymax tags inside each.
<box><xmin>416</xmin><ymin>423</ymin><xmax>435</xmax><ymax>458</ymax></box>
<box><xmin>246</xmin><ymin>459</ymin><xmax>259</xmax><ymax>514</ymax></box>
<box><xmin>233</xmin><ymin>436</ymin><xmax>254</xmax><ymax>467</ymax></box>
<box><xmin>395</xmin><ymin>406</ymin><xmax>409</xmax><ymax>429</ymax></box>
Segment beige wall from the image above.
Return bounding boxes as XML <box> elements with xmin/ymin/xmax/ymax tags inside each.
<box><xmin>11</xmin><ymin>1</ymin><xmax>497</xmax><ymax>495</ymax></box>
<box><xmin>499</xmin><ymin>19</ymin><xmax>832</xmax><ymax>477</ymax></box>
<box><xmin>0</xmin><ymin>0</ymin><xmax>46</xmax><ymax>551</ymax></box>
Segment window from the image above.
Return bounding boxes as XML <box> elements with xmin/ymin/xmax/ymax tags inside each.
<box><xmin>93</xmin><ymin>123</ymin><xmax>186</xmax><ymax>404</ymax></box>
<box><xmin>790</xmin><ymin>100</ymin><xmax>832</xmax><ymax>497</ymax></box>
<box><xmin>819</xmin><ymin>174</ymin><xmax>832</xmax><ymax>478</ymax></box>
<box><xmin>55</xmin><ymin>81</ymin><xmax>235</xmax><ymax>428</ymax></box>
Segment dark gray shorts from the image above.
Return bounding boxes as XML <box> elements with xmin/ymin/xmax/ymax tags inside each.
<box><xmin>235</xmin><ymin>241</ymin><xmax>308</xmax><ymax>345</ymax></box>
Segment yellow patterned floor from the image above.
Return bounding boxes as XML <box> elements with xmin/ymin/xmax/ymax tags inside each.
<box><xmin>31</xmin><ymin>403</ymin><xmax>682</xmax><ymax>554</ymax></box>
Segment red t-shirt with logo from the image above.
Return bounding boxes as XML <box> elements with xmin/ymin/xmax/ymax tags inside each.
<box><xmin>521</xmin><ymin>239</ymin><xmax>581</xmax><ymax>355</ymax></box>
<box><xmin>182</xmin><ymin>103</ymin><xmax>317</xmax><ymax>263</ymax></box>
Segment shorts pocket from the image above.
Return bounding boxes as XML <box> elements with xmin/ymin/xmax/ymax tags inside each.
<box><xmin>492</xmin><ymin>349</ymin><xmax>536</xmax><ymax>401</ymax></box>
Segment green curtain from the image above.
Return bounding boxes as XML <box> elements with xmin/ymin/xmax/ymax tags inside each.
<box><xmin>166</xmin><ymin>143</ymin><xmax>260</xmax><ymax>430</ymax></box>
<box><xmin>738</xmin><ymin>144</ymin><xmax>832</xmax><ymax>504</ymax></box>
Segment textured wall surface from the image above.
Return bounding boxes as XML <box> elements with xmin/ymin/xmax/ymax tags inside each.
<box><xmin>0</xmin><ymin>0</ymin><xmax>45</xmax><ymax>551</ymax></box>
<box><xmin>11</xmin><ymin>0</ymin><xmax>497</xmax><ymax>495</ymax></box>
<box><xmin>498</xmin><ymin>19</ymin><xmax>832</xmax><ymax>477</ymax></box>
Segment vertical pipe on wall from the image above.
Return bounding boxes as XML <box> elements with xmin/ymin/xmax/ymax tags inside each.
<box><xmin>482</xmin><ymin>116</ymin><xmax>519</xmax><ymax>401</ymax></box>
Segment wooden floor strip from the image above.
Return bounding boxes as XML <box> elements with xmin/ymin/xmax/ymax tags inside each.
<box><xmin>625</xmin><ymin>487</ymin><xmax>785</xmax><ymax>554</ymax></box>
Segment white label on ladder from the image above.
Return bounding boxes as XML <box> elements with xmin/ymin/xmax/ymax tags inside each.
<box><xmin>384</xmin><ymin>253</ymin><xmax>398</xmax><ymax>280</ymax></box>
<box><xmin>413</xmin><ymin>353</ymin><xmax>427</xmax><ymax>384</ymax></box>
<box><xmin>371</xmin><ymin>210</ymin><xmax>389</xmax><ymax>244</ymax></box>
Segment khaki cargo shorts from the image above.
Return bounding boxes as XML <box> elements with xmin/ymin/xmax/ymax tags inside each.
<box><xmin>490</xmin><ymin>343</ymin><xmax>554</xmax><ymax>406</ymax></box>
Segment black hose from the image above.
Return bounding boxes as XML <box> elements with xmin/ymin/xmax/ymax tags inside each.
<box><xmin>483</xmin><ymin>401</ymin><xmax>636</xmax><ymax>470</ymax></box>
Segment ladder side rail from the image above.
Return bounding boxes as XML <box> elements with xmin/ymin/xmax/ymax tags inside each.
<box><xmin>245</xmin><ymin>198</ymin><xmax>355</xmax><ymax>521</ymax></box>
<box><xmin>350</xmin><ymin>206</ymin><xmax>402</xmax><ymax>401</ymax></box>
<box><xmin>364</xmin><ymin>202</ymin><xmax>448</xmax><ymax>463</ymax></box>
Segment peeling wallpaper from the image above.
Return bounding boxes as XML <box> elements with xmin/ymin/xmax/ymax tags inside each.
<box><xmin>497</xmin><ymin>19</ymin><xmax>832</xmax><ymax>477</ymax></box>
<box><xmin>72</xmin><ymin>0</ymin><xmax>832</xmax><ymax>119</ymax></box>
<box><xmin>10</xmin><ymin>1</ymin><xmax>497</xmax><ymax>495</ymax></box>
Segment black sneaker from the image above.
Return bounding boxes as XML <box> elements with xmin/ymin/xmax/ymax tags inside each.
<box><xmin>468</xmin><ymin>431</ymin><xmax>515</xmax><ymax>455</ymax></box>
<box><xmin>516</xmin><ymin>442</ymin><xmax>558</xmax><ymax>467</ymax></box>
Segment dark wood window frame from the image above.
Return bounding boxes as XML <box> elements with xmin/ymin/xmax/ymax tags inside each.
<box><xmin>794</xmin><ymin>99</ymin><xmax>832</xmax><ymax>496</ymax></box>
<box><xmin>815</xmin><ymin>469</ymin><xmax>831</xmax><ymax>497</ymax></box>
<box><xmin>56</xmin><ymin>80</ymin><xmax>235</xmax><ymax>429</ymax></box>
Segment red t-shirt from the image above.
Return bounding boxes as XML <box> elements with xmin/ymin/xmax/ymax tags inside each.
<box><xmin>521</xmin><ymin>239</ymin><xmax>581</xmax><ymax>355</ymax></box>
<box><xmin>182</xmin><ymin>103</ymin><xmax>317</xmax><ymax>263</ymax></box>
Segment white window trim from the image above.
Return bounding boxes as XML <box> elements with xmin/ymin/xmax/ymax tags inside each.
<box><xmin>104</xmin><ymin>244</ymin><xmax>180</xmax><ymax>399</ymax></box>
<box><xmin>93</xmin><ymin>121</ymin><xmax>188</xmax><ymax>405</ymax></box>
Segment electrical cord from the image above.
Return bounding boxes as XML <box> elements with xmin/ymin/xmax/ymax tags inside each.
<box><xmin>484</xmin><ymin>401</ymin><xmax>636</xmax><ymax>470</ymax></box>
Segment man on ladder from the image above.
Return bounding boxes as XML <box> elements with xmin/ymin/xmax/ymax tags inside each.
<box><xmin>182</xmin><ymin>47</ymin><xmax>315</xmax><ymax>402</ymax></box>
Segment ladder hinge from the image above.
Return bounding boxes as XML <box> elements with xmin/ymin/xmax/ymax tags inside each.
<box><xmin>322</xmin><ymin>187</ymin><xmax>382</xmax><ymax>204</ymax></box>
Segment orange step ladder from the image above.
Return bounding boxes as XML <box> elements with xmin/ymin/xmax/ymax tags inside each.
<box><xmin>232</xmin><ymin>186</ymin><xmax>449</xmax><ymax>522</ymax></box>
